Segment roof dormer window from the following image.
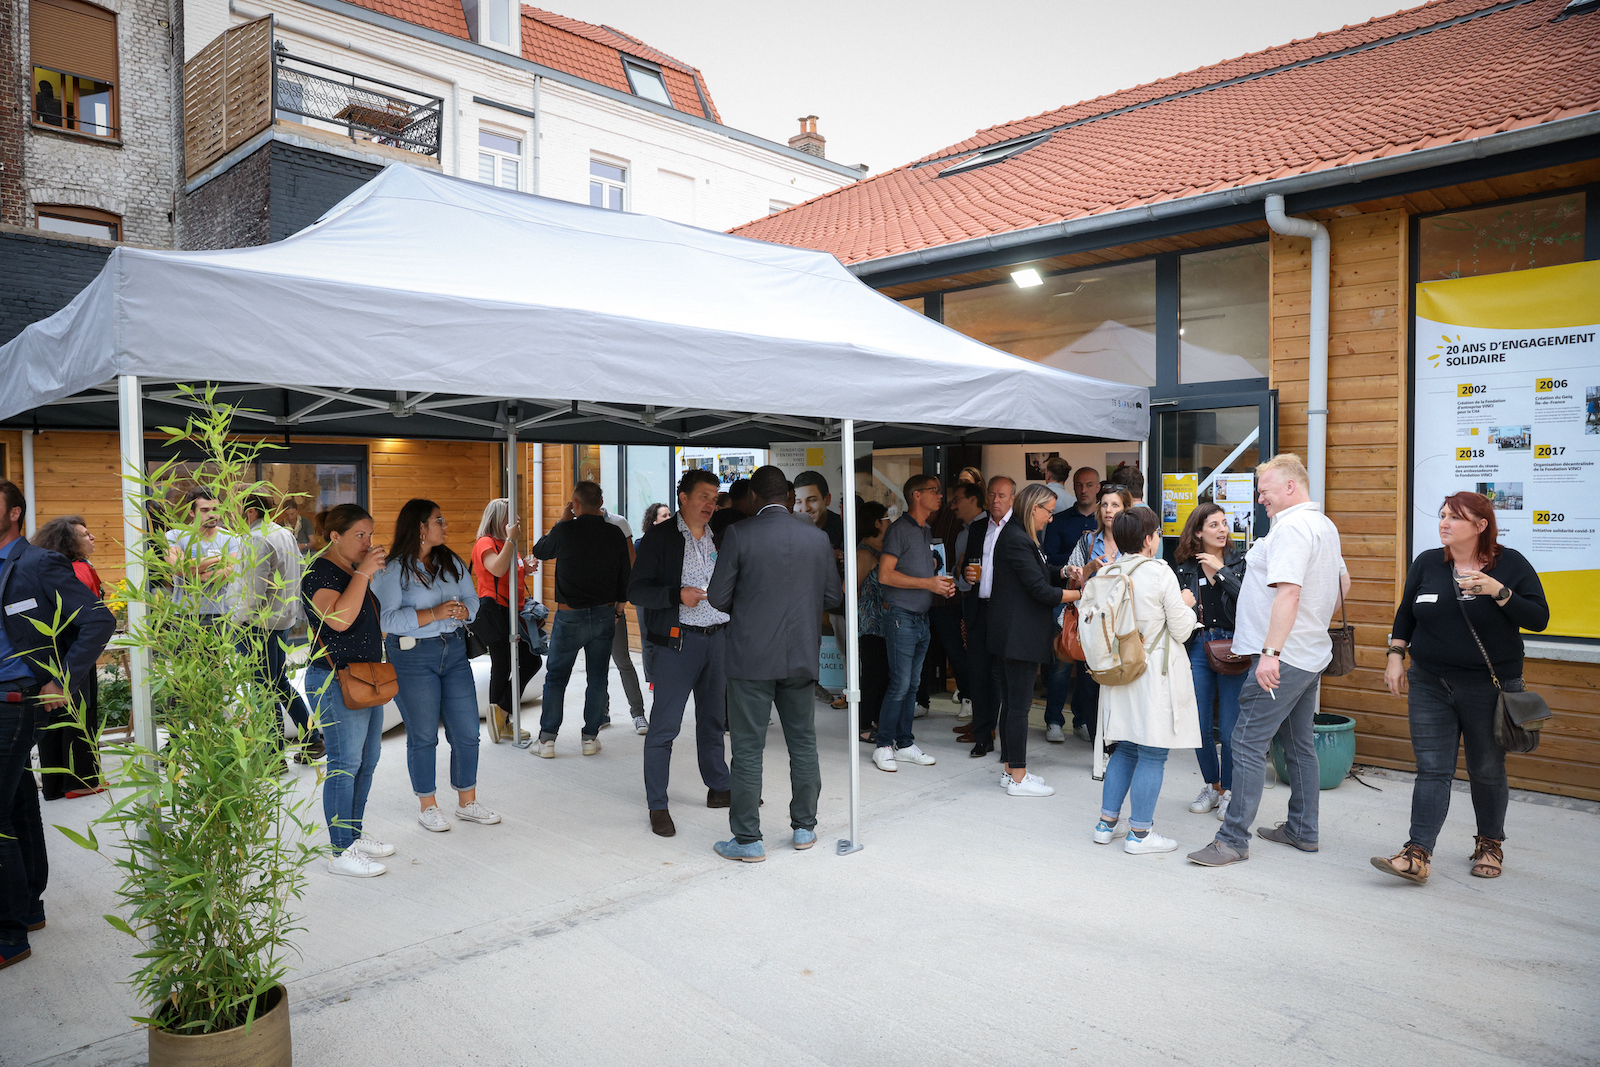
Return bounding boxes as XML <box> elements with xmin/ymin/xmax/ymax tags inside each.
<box><xmin>623</xmin><ymin>59</ymin><xmax>671</xmax><ymax>107</ymax></box>
<box><xmin>939</xmin><ymin>134</ymin><xmax>1050</xmax><ymax>177</ymax></box>
<box><xmin>461</xmin><ymin>0</ymin><xmax>517</xmax><ymax>54</ymax></box>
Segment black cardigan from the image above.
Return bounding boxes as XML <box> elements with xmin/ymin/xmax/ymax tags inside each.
<box><xmin>1390</xmin><ymin>547</ymin><xmax>1548</xmax><ymax>681</ymax></box>
<box><xmin>628</xmin><ymin>514</ymin><xmax>688</xmax><ymax>649</ymax></box>
<box><xmin>986</xmin><ymin>521</ymin><xmax>1067</xmax><ymax>664</ymax></box>
<box><xmin>1172</xmin><ymin>546</ymin><xmax>1247</xmax><ymax>635</ymax></box>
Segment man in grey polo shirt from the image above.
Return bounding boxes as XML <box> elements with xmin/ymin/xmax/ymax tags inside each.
<box><xmin>873</xmin><ymin>473</ymin><xmax>956</xmax><ymax>772</ymax></box>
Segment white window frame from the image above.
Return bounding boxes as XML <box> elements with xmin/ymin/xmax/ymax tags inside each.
<box><xmin>477</xmin><ymin>126</ymin><xmax>523</xmax><ymax>191</ymax></box>
<box><xmin>590</xmin><ymin>157</ymin><xmax>628</xmax><ymax>212</ymax></box>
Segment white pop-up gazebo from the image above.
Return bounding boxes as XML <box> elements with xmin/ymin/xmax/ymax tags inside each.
<box><xmin>0</xmin><ymin>164</ymin><xmax>1147</xmax><ymax>852</ymax></box>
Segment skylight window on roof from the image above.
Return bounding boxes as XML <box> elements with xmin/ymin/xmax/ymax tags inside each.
<box><xmin>939</xmin><ymin>134</ymin><xmax>1049</xmax><ymax>177</ymax></box>
<box><xmin>624</xmin><ymin>60</ymin><xmax>672</xmax><ymax>107</ymax></box>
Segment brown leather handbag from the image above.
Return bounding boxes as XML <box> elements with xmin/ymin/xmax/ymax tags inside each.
<box><xmin>1323</xmin><ymin>588</ymin><xmax>1356</xmax><ymax>677</ymax></box>
<box><xmin>317</xmin><ymin>591</ymin><xmax>398</xmax><ymax>710</ymax></box>
<box><xmin>1055</xmin><ymin>604</ymin><xmax>1085</xmax><ymax>662</ymax></box>
<box><xmin>1204</xmin><ymin>638</ymin><xmax>1250</xmax><ymax>675</ymax></box>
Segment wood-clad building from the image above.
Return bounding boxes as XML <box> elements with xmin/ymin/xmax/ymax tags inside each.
<box><xmin>732</xmin><ymin>0</ymin><xmax>1600</xmax><ymax>799</ymax></box>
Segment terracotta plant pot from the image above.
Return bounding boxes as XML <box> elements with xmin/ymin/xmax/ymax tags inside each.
<box><xmin>148</xmin><ymin>984</ymin><xmax>292</xmax><ymax>1067</ymax></box>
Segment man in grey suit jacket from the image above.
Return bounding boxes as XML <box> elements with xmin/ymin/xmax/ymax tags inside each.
<box><xmin>706</xmin><ymin>466</ymin><xmax>843</xmax><ymax>862</ymax></box>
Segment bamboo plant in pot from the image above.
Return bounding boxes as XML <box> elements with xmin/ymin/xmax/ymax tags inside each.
<box><xmin>51</xmin><ymin>394</ymin><xmax>321</xmax><ymax>1066</ymax></box>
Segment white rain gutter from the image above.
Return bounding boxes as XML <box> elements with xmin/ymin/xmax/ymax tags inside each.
<box><xmin>230</xmin><ymin>1</ymin><xmax>463</xmax><ymax>177</ymax></box>
<box><xmin>531</xmin><ymin>75</ymin><xmax>541</xmax><ymax>195</ymax></box>
<box><xmin>1264</xmin><ymin>194</ymin><xmax>1329</xmax><ymax>505</ymax></box>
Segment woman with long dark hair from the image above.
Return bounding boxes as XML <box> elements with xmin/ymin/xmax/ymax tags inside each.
<box><xmin>1059</xmin><ymin>483</ymin><xmax>1133</xmax><ymax>743</ymax></box>
<box><xmin>372</xmin><ymin>499</ymin><xmax>498</xmax><ymax>835</ymax></box>
<box><xmin>468</xmin><ymin>499</ymin><xmax>538</xmax><ymax>743</ymax></box>
<box><xmin>303</xmin><ymin>504</ymin><xmax>393</xmax><ymax>877</ymax></box>
<box><xmin>30</xmin><ymin>516</ymin><xmax>105</xmax><ymax>799</ymax></box>
<box><xmin>1172</xmin><ymin>502</ymin><xmax>1248</xmax><ymax>821</ymax></box>
<box><xmin>1373</xmin><ymin>492</ymin><xmax>1548</xmax><ymax>884</ymax></box>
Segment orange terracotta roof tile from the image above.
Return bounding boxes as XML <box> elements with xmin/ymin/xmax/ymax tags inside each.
<box><xmin>732</xmin><ymin>0</ymin><xmax>1600</xmax><ymax>263</ymax></box>
<box><xmin>338</xmin><ymin>1</ymin><xmax>719</xmax><ymax>119</ymax></box>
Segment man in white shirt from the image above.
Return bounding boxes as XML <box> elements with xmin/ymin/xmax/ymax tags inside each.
<box><xmin>1190</xmin><ymin>454</ymin><xmax>1350</xmax><ymax>868</ymax></box>
<box><xmin>238</xmin><ymin>495</ymin><xmax>318</xmax><ymax>758</ymax></box>
<box><xmin>957</xmin><ymin>476</ymin><xmax>1014</xmax><ymax>758</ymax></box>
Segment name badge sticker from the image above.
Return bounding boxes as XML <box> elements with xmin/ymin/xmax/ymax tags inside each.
<box><xmin>1415</xmin><ymin>593</ymin><xmax>1439</xmax><ymax>604</ymax></box>
<box><xmin>4</xmin><ymin>597</ymin><xmax>39</xmax><ymax>615</ymax></box>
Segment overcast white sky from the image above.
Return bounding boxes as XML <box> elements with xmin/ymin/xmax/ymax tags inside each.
<box><xmin>558</xmin><ymin>0</ymin><xmax>1418</xmax><ymax>174</ymax></box>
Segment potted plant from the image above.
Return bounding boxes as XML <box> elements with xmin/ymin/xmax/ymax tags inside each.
<box><xmin>50</xmin><ymin>391</ymin><xmax>320</xmax><ymax>1065</ymax></box>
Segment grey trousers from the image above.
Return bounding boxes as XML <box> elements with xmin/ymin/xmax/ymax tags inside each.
<box><xmin>1216</xmin><ymin>657</ymin><xmax>1322</xmax><ymax>853</ymax></box>
<box><xmin>607</xmin><ymin>610</ymin><xmax>645</xmax><ymax>717</ymax></box>
<box><xmin>726</xmin><ymin>675</ymin><xmax>819</xmax><ymax>844</ymax></box>
<box><xmin>643</xmin><ymin>630</ymin><xmax>730</xmax><ymax>810</ymax></box>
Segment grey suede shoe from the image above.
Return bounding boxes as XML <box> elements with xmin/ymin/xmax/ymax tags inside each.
<box><xmin>1187</xmin><ymin>839</ymin><xmax>1247</xmax><ymax>866</ymax></box>
<box><xmin>1256</xmin><ymin>822</ymin><xmax>1318</xmax><ymax>852</ymax></box>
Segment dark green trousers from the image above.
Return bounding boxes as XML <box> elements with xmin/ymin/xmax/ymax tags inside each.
<box><xmin>726</xmin><ymin>675</ymin><xmax>819</xmax><ymax>844</ymax></box>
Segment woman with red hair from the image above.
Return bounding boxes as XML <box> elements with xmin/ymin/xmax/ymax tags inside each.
<box><xmin>1373</xmin><ymin>492</ymin><xmax>1548</xmax><ymax>884</ymax></box>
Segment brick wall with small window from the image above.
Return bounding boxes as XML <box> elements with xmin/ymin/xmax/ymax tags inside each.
<box><xmin>23</xmin><ymin>0</ymin><xmax>176</xmax><ymax>248</ymax></box>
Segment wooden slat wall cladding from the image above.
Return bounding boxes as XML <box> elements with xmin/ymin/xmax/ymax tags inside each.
<box><xmin>183</xmin><ymin>16</ymin><xmax>272</xmax><ymax>178</ymax></box>
<box><xmin>28</xmin><ymin>431</ymin><xmax>124</xmax><ymax>582</ymax></box>
<box><xmin>367</xmin><ymin>439</ymin><xmax>497</xmax><ymax>551</ymax></box>
<box><xmin>1270</xmin><ymin>210</ymin><xmax>1600</xmax><ymax>802</ymax></box>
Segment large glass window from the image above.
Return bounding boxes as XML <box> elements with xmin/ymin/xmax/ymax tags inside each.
<box><xmin>1418</xmin><ymin>192</ymin><xmax>1586</xmax><ymax>281</ymax></box>
<box><xmin>590</xmin><ymin>160</ymin><xmax>626</xmax><ymax>211</ymax></box>
<box><xmin>1179</xmin><ymin>244</ymin><xmax>1269</xmax><ymax>382</ymax></box>
<box><xmin>478</xmin><ymin>129</ymin><xmax>521</xmax><ymax>190</ymax></box>
<box><xmin>623</xmin><ymin>61</ymin><xmax>672</xmax><ymax>107</ymax></box>
<box><xmin>29</xmin><ymin>0</ymin><xmax>119</xmax><ymax>140</ymax></box>
<box><xmin>624</xmin><ymin>446</ymin><xmax>672</xmax><ymax>534</ymax></box>
<box><xmin>942</xmin><ymin>259</ymin><xmax>1158</xmax><ymax>387</ymax></box>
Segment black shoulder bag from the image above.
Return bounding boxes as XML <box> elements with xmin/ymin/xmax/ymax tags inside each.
<box><xmin>1456</xmin><ymin>597</ymin><xmax>1551</xmax><ymax>753</ymax></box>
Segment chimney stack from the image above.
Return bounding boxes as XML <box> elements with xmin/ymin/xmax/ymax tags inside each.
<box><xmin>788</xmin><ymin>115</ymin><xmax>826</xmax><ymax>158</ymax></box>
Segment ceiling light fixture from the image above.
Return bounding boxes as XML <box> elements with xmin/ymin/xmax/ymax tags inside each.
<box><xmin>1011</xmin><ymin>268</ymin><xmax>1043</xmax><ymax>289</ymax></box>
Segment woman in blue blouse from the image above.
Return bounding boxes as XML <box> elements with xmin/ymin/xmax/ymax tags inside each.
<box><xmin>372</xmin><ymin>499</ymin><xmax>501</xmax><ymax>834</ymax></box>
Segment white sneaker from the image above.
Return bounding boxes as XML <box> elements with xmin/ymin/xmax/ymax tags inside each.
<box><xmin>872</xmin><ymin>746</ymin><xmax>897</xmax><ymax>772</ymax></box>
<box><xmin>1006</xmin><ymin>774</ymin><xmax>1055</xmax><ymax>797</ymax></box>
<box><xmin>913</xmin><ymin>704</ymin><xmax>929</xmax><ymax>719</ymax></box>
<box><xmin>329</xmin><ymin>849</ymin><xmax>386</xmax><ymax>877</ymax></box>
<box><xmin>894</xmin><ymin>744</ymin><xmax>936</xmax><ymax>766</ymax></box>
<box><xmin>1045</xmin><ymin>724</ymin><xmax>1065</xmax><ymax>743</ymax></box>
<box><xmin>633</xmin><ymin>715</ymin><xmax>649</xmax><ymax>735</ymax></box>
<box><xmin>999</xmin><ymin>770</ymin><xmax>1013</xmax><ymax>788</ymax></box>
<box><xmin>1073</xmin><ymin>723</ymin><xmax>1092</xmax><ymax>742</ymax></box>
<box><xmin>1189</xmin><ymin>785</ymin><xmax>1221</xmax><ymax>814</ymax></box>
<box><xmin>957</xmin><ymin>699</ymin><xmax>973</xmax><ymax>722</ymax></box>
<box><xmin>582</xmin><ymin>737</ymin><xmax>601</xmax><ymax>756</ymax></box>
<box><xmin>1216</xmin><ymin>790</ymin><xmax>1232</xmax><ymax>822</ymax></box>
<box><xmin>418</xmin><ymin>806</ymin><xmax>452</xmax><ymax>833</ymax></box>
<box><xmin>536</xmin><ymin>740</ymin><xmax>555</xmax><ymax>758</ymax></box>
<box><xmin>455</xmin><ymin>801</ymin><xmax>501</xmax><ymax>824</ymax></box>
<box><xmin>1092</xmin><ymin>819</ymin><xmax>1125</xmax><ymax>844</ymax></box>
<box><xmin>350</xmin><ymin>836</ymin><xmax>395</xmax><ymax>858</ymax></box>
<box><xmin>1123</xmin><ymin>829</ymin><xmax>1179</xmax><ymax>855</ymax></box>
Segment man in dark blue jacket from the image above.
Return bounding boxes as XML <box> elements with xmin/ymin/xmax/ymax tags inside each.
<box><xmin>0</xmin><ymin>480</ymin><xmax>116</xmax><ymax>969</ymax></box>
<box><xmin>627</xmin><ymin>468</ymin><xmax>732</xmax><ymax>838</ymax></box>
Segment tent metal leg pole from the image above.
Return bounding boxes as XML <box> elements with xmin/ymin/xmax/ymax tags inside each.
<box><xmin>837</xmin><ymin>418</ymin><xmax>862</xmax><ymax>856</ymax></box>
<box><xmin>507</xmin><ymin>428</ymin><xmax>529</xmax><ymax>748</ymax></box>
<box><xmin>118</xmin><ymin>374</ymin><xmax>154</xmax><ymax>755</ymax></box>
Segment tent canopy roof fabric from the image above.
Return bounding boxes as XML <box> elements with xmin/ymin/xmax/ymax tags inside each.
<box><xmin>0</xmin><ymin>165</ymin><xmax>1146</xmax><ymax>447</ymax></box>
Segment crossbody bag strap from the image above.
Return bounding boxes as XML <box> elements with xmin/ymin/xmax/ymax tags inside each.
<box><xmin>1454</xmin><ymin>595</ymin><xmax>1502</xmax><ymax>691</ymax></box>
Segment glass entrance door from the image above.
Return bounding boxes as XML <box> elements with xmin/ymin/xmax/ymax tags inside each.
<box><xmin>1149</xmin><ymin>390</ymin><xmax>1276</xmax><ymax>549</ymax></box>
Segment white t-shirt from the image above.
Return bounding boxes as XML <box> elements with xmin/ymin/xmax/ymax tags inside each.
<box><xmin>978</xmin><ymin>509</ymin><xmax>1011</xmax><ymax>599</ymax></box>
<box><xmin>1231</xmin><ymin>501</ymin><xmax>1347</xmax><ymax>673</ymax></box>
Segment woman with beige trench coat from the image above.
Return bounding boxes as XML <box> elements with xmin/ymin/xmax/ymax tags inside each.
<box><xmin>1090</xmin><ymin>507</ymin><xmax>1201</xmax><ymax>855</ymax></box>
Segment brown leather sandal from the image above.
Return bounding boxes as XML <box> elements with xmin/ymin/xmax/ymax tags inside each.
<box><xmin>1370</xmin><ymin>842</ymin><xmax>1431</xmax><ymax>884</ymax></box>
<box><xmin>1470</xmin><ymin>836</ymin><xmax>1504</xmax><ymax>878</ymax></box>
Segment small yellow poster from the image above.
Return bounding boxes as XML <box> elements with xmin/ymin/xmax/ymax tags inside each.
<box><xmin>1161</xmin><ymin>473</ymin><xmax>1198</xmax><ymax>537</ymax></box>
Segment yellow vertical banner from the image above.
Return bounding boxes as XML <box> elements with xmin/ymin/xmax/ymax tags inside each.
<box><xmin>1161</xmin><ymin>473</ymin><xmax>1197</xmax><ymax>536</ymax></box>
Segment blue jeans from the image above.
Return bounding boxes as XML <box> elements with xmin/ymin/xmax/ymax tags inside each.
<box><xmin>539</xmin><ymin>606</ymin><xmax>615</xmax><ymax>740</ymax></box>
<box><xmin>1100</xmin><ymin>741</ymin><xmax>1170</xmax><ymax>831</ymax></box>
<box><xmin>1043</xmin><ymin>655</ymin><xmax>1072</xmax><ymax>727</ymax></box>
<box><xmin>0</xmin><ymin>693</ymin><xmax>46</xmax><ymax>947</ymax></box>
<box><xmin>1406</xmin><ymin>667</ymin><xmax>1513</xmax><ymax>852</ymax></box>
<box><xmin>388</xmin><ymin>631</ymin><xmax>479</xmax><ymax>798</ymax></box>
<box><xmin>306</xmin><ymin>665</ymin><xmax>384</xmax><ymax>854</ymax></box>
<box><xmin>1217</xmin><ymin>660</ymin><xmax>1322</xmax><ymax>853</ymax></box>
<box><xmin>1188</xmin><ymin>630</ymin><xmax>1245</xmax><ymax>790</ymax></box>
<box><xmin>876</xmin><ymin>606</ymin><xmax>930</xmax><ymax>750</ymax></box>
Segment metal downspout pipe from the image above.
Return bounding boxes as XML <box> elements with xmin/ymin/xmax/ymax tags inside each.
<box><xmin>1264</xmin><ymin>194</ymin><xmax>1330</xmax><ymax>503</ymax></box>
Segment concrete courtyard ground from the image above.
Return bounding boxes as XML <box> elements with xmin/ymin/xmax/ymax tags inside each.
<box><xmin>7</xmin><ymin>656</ymin><xmax>1598</xmax><ymax>1067</ymax></box>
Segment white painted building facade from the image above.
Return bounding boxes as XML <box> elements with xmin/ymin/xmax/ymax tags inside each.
<box><xmin>189</xmin><ymin>0</ymin><xmax>860</xmax><ymax>231</ymax></box>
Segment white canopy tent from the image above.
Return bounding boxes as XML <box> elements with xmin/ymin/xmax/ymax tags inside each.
<box><xmin>0</xmin><ymin>164</ymin><xmax>1147</xmax><ymax>853</ymax></box>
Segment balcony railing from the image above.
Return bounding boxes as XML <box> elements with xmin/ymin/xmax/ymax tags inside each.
<box><xmin>272</xmin><ymin>44</ymin><xmax>442</xmax><ymax>160</ymax></box>
<box><xmin>184</xmin><ymin>16</ymin><xmax>442</xmax><ymax>179</ymax></box>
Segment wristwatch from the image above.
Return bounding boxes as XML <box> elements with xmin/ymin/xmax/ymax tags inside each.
<box><xmin>1260</xmin><ymin>647</ymin><xmax>1281</xmax><ymax>658</ymax></box>
<box><xmin>1493</xmin><ymin>586</ymin><xmax>1512</xmax><ymax>603</ymax></box>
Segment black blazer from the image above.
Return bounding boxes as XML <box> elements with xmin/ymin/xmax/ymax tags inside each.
<box><xmin>1172</xmin><ymin>545</ymin><xmax>1247</xmax><ymax>633</ymax></box>
<box><xmin>986</xmin><ymin>521</ymin><xmax>1066</xmax><ymax>664</ymax></box>
<box><xmin>628</xmin><ymin>514</ymin><xmax>687</xmax><ymax>648</ymax></box>
<box><xmin>0</xmin><ymin>539</ymin><xmax>116</xmax><ymax>696</ymax></box>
